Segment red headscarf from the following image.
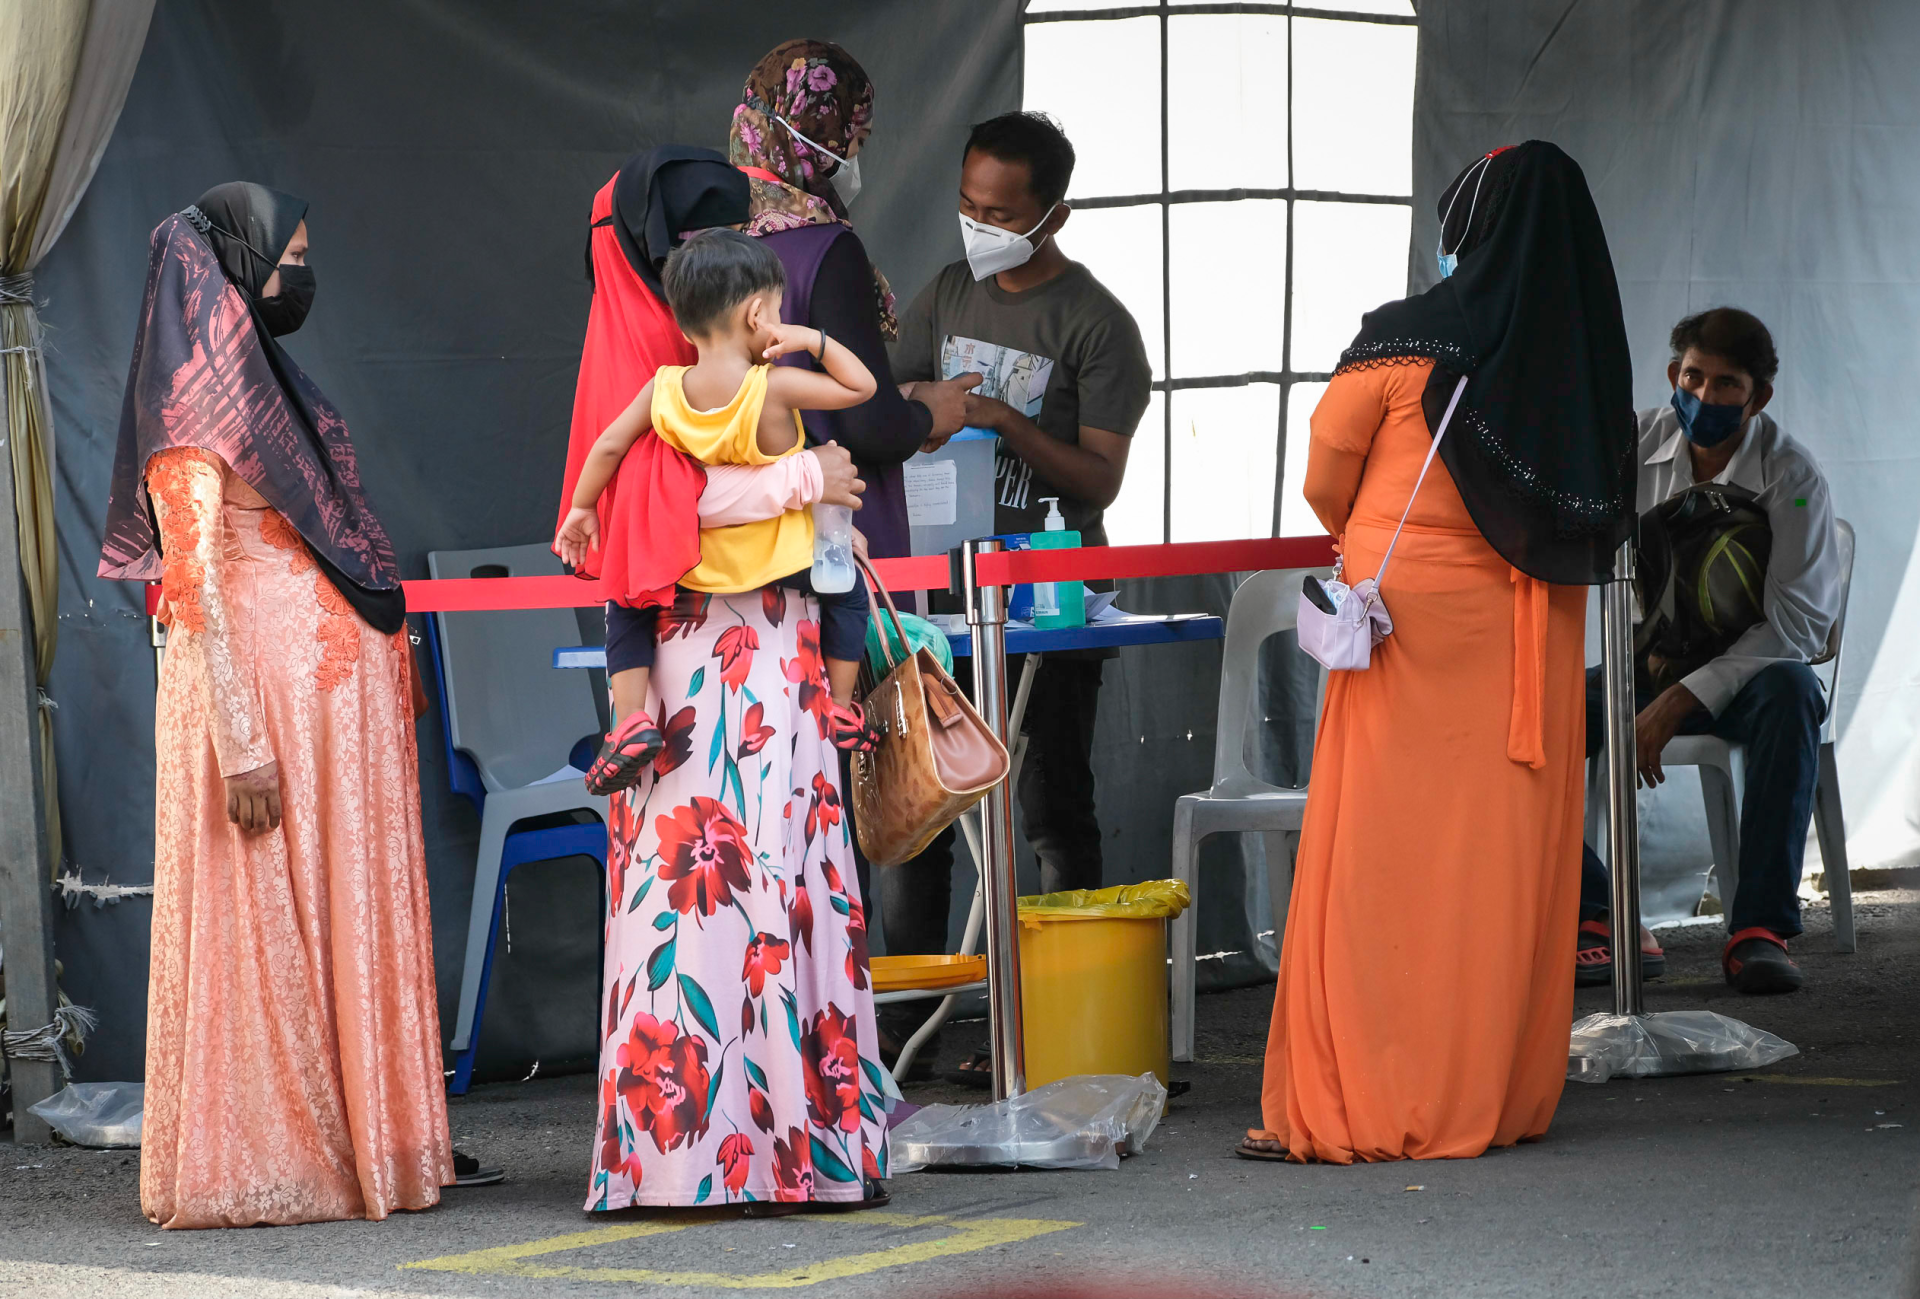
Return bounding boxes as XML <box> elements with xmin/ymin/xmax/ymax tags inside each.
<box><xmin>557</xmin><ymin>150</ymin><xmax>748</xmax><ymax>606</ymax></box>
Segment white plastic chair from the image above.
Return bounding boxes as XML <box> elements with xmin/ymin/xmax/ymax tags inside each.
<box><xmin>1169</xmin><ymin>566</ymin><xmax>1330</xmax><ymax>1063</ymax></box>
<box><xmin>1585</xmin><ymin>519</ymin><xmax>1856</xmax><ymax>952</ymax></box>
<box><xmin>427</xmin><ymin>543</ymin><xmax>608</xmax><ymax>1070</ymax></box>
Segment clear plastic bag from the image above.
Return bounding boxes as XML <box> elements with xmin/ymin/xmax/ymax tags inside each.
<box><xmin>890</xmin><ymin>1073</ymin><xmax>1167</xmax><ymax>1172</ymax></box>
<box><xmin>1567</xmin><ymin>1011</ymin><xmax>1798</xmax><ymax>1083</ymax></box>
<box><xmin>26</xmin><ymin>1082</ymin><xmax>144</xmax><ymax>1147</ymax></box>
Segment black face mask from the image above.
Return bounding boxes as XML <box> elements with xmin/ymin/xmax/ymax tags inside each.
<box><xmin>258</xmin><ymin>263</ymin><xmax>315</xmax><ymax>336</ymax></box>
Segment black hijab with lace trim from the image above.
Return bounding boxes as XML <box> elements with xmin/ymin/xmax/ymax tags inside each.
<box><xmin>1338</xmin><ymin>141</ymin><xmax>1636</xmax><ymax>585</ymax></box>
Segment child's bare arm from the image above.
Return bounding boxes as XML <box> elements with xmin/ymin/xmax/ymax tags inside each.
<box><xmin>762</xmin><ymin>325</ymin><xmax>878</xmax><ymax>413</ymax></box>
<box><xmin>571</xmin><ymin>380</ymin><xmax>655</xmax><ymax>509</ymax></box>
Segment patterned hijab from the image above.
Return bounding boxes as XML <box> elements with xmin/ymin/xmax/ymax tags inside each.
<box><xmin>100</xmin><ymin>188</ymin><xmax>406</xmax><ymax>633</ymax></box>
<box><xmin>727</xmin><ymin>39</ymin><xmax>897</xmax><ymax>339</ymax></box>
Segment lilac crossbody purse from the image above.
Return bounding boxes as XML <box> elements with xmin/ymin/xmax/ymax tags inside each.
<box><xmin>1297</xmin><ymin>374</ymin><xmax>1469</xmax><ymax>671</ymax></box>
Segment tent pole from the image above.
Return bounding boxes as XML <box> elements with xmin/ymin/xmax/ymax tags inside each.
<box><xmin>0</xmin><ymin>391</ymin><xmax>60</xmax><ymax>1143</ymax></box>
<box><xmin>962</xmin><ymin>537</ymin><xmax>1026</xmax><ymax>1100</ymax></box>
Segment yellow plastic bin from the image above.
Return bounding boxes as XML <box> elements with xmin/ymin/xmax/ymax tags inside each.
<box><xmin>1015</xmin><ymin>880</ymin><xmax>1191</xmax><ymax>1091</ymax></box>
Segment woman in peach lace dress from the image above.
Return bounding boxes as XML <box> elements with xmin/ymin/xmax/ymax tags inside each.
<box><xmin>99</xmin><ymin>184</ymin><xmax>465</xmax><ymax>1227</ymax></box>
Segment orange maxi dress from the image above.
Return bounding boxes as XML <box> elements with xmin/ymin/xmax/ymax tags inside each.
<box><xmin>1252</xmin><ymin>359</ymin><xmax>1585</xmax><ymax>1162</ymax></box>
<box><xmin>141</xmin><ymin>446</ymin><xmax>454</xmax><ymax>1227</ymax></box>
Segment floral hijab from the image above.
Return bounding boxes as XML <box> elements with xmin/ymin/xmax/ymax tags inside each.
<box><xmin>728</xmin><ymin>39</ymin><xmax>897</xmax><ymax>339</ymax></box>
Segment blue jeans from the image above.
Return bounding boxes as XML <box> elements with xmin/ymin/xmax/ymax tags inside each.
<box><xmin>1579</xmin><ymin>662</ymin><xmax>1826</xmax><ymax>938</ymax></box>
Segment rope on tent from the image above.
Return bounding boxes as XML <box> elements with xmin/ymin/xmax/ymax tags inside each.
<box><xmin>1</xmin><ymin>1005</ymin><xmax>96</xmax><ymax>1081</ymax></box>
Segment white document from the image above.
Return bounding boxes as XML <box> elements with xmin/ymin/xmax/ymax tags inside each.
<box><xmin>903</xmin><ymin>458</ymin><xmax>958</xmax><ymax>527</ymax></box>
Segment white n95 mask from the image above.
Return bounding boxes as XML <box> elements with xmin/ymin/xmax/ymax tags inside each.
<box><xmin>959</xmin><ymin>206</ymin><xmax>1059</xmax><ymax>282</ymax></box>
<box><xmin>776</xmin><ymin>116</ymin><xmax>862</xmax><ymax>206</ymax></box>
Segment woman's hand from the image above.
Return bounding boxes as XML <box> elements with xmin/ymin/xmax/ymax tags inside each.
<box><xmin>814</xmin><ymin>441</ymin><xmax>865</xmax><ymax>510</ymax></box>
<box><xmin>226</xmin><ymin>762</ymin><xmax>282</xmax><ymax>833</ymax></box>
<box><xmin>761</xmin><ymin>322</ymin><xmax>825</xmax><ymax>361</ymax></box>
<box><xmin>555</xmin><ymin>506</ymin><xmax>600</xmax><ymax>568</ymax></box>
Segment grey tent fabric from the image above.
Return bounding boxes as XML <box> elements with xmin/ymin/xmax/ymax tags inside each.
<box><xmin>38</xmin><ymin>0</ymin><xmax>1023</xmax><ymax>1083</ymax></box>
<box><xmin>1412</xmin><ymin>1</ymin><xmax>1920</xmax><ymax>913</ymax></box>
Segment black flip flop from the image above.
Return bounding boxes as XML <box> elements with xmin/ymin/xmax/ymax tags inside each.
<box><xmin>451</xmin><ymin>1150</ymin><xmax>505</xmax><ymax>1186</ymax></box>
<box><xmin>1234</xmin><ymin>1138</ymin><xmax>1289</xmax><ymax>1162</ymax></box>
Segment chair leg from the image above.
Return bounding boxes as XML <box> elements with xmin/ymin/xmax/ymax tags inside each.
<box><xmin>1814</xmin><ymin>740</ymin><xmax>1855</xmax><ymax>953</ymax></box>
<box><xmin>450</xmin><ymin>805</ymin><xmax>512</xmax><ymax>1054</ymax></box>
<box><xmin>1262</xmin><ymin>828</ymin><xmax>1297</xmax><ymax>958</ymax></box>
<box><xmin>1170</xmin><ymin>802</ymin><xmax>1201</xmax><ymax>1064</ymax></box>
<box><xmin>892</xmin><ymin>992</ymin><xmax>956</xmax><ymax>1082</ymax></box>
<box><xmin>1698</xmin><ymin>762</ymin><xmax>1741</xmax><ymax>920</ymax></box>
<box><xmin>448</xmin><ymin>852</ymin><xmax>514</xmax><ymax>1096</ymax></box>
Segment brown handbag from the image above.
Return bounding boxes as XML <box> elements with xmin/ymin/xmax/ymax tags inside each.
<box><xmin>849</xmin><ymin>556</ymin><xmax>1010</xmax><ymax>867</ymax></box>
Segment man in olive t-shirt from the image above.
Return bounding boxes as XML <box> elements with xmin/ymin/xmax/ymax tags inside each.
<box><xmin>883</xmin><ymin>113</ymin><xmax>1151</xmax><ymax>1064</ymax></box>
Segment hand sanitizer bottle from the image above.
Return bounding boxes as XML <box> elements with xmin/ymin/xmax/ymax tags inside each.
<box><xmin>811</xmin><ymin>502</ymin><xmax>855</xmax><ymax>594</ymax></box>
<box><xmin>1030</xmin><ymin>497</ymin><xmax>1085</xmax><ymax>629</ymax></box>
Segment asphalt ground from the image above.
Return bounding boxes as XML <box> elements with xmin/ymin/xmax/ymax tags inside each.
<box><xmin>2</xmin><ymin>890</ymin><xmax>1915</xmax><ymax>1299</ymax></box>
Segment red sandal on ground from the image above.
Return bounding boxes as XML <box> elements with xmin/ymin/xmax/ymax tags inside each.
<box><xmin>583</xmin><ymin>710</ymin><xmax>664</xmax><ymax>796</ymax></box>
<box><xmin>1574</xmin><ymin>918</ymin><xmax>1666</xmax><ymax>987</ymax></box>
<box><xmin>1722</xmin><ymin>926</ymin><xmax>1804</xmax><ymax>995</ymax></box>
<box><xmin>828</xmin><ymin>700</ymin><xmax>881</xmax><ymax>754</ymax></box>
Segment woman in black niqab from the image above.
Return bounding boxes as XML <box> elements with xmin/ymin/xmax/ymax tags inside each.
<box><xmin>1339</xmin><ymin>140</ymin><xmax>1637</xmax><ymax>583</ymax></box>
<box><xmin>1242</xmin><ymin>141</ymin><xmax>1627</xmax><ymax>1166</ymax></box>
<box><xmin>100</xmin><ymin>182</ymin><xmax>405</xmax><ymax>633</ymax></box>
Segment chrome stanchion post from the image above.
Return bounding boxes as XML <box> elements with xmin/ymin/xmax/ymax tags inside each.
<box><xmin>1602</xmin><ymin>538</ymin><xmax>1644</xmax><ymax>1017</ymax></box>
<box><xmin>962</xmin><ymin>537</ymin><xmax>1026</xmax><ymax>1100</ymax></box>
<box><xmin>1567</xmin><ymin>537</ymin><xmax>1798</xmax><ymax>1082</ymax></box>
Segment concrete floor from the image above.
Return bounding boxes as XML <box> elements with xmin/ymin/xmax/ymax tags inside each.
<box><xmin>2</xmin><ymin>891</ymin><xmax>1916</xmax><ymax>1299</ymax></box>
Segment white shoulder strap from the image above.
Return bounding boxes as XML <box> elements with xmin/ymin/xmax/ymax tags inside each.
<box><xmin>1372</xmin><ymin>373</ymin><xmax>1470</xmax><ymax>592</ymax></box>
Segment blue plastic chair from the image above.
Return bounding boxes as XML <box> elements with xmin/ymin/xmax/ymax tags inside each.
<box><xmin>422</xmin><ymin>608</ymin><xmax>607</xmax><ymax>1096</ymax></box>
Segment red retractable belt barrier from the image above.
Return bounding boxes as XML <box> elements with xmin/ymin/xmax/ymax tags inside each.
<box><xmin>140</xmin><ymin>536</ymin><xmax>1337</xmax><ymax>616</ymax></box>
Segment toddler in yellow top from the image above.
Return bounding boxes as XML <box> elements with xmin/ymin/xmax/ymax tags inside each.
<box><xmin>558</xmin><ymin>229</ymin><xmax>880</xmax><ymax>795</ymax></box>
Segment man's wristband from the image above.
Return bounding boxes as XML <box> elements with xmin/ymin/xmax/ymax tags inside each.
<box><xmin>814</xmin><ymin>328</ymin><xmax>827</xmax><ymax>360</ymax></box>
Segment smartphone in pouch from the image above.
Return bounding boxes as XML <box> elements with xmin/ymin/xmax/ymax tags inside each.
<box><xmin>1302</xmin><ymin>574</ymin><xmax>1342</xmax><ymax>616</ymax></box>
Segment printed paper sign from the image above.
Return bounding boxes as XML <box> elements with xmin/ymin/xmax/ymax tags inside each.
<box><xmin>903</xmin><ymin>459</ymin><xmax>959</xmax><ymax>527</ymax></box>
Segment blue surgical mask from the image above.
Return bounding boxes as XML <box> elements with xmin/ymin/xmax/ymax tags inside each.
<box><xmin>1670</xmin><ymin>386</ymin><xmax>1747</xmax><ymax>448</ymax></box>
<box><xmin>1435</xmin><ymin>153</ymin><xmax>1492</xmax><ymax>282</ymax></box>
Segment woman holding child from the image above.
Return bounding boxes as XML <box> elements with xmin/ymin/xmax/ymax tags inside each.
<box><xmin>559</xmin><ymin>142</ymin><xmax>895</xmax><ymax>1211</ymax></box>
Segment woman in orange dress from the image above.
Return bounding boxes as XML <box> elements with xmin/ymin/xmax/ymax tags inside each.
<box><xmin>100</xmin><ymin>185</ymin><xmax>465</xmax><ymax>1226</ymax></box>
<box><xmin>1242</xmin><ymin>142</ymin><xmax>1636</xmax><ymax>1163</ymax></box>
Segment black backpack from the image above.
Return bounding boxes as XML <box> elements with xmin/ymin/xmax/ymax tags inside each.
<box><xmin>1634</xmin><ymin>483</ymin><xmax>1772</xmax><ymax>691</ymax></box>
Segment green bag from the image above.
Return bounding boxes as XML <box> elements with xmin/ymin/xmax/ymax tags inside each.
<box><xmin>866</xmin><ymin>607</ymin><xmax>953</xmax><ymax>677</ymax></box>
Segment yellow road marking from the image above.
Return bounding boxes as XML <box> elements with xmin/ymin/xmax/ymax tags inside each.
<box><xmin>402</xmin><ymin>1211</ymin><xmax>1080</xmax><ymax>1290</ymax></box>
<box><xmin>404</xmin><ymin>1219</ymin><xmax>694</xmax><ymax>1273</ymax></box>
<box><xmin>1729</xmin><ymin>1075</ymin><xmax>1904</xmax><ymax>1087</ymax></box>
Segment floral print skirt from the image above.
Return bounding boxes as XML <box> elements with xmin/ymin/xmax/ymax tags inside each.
<box><xmin>587</xmin><ymin>587</ymin><xmax>892</xmax><ymax>1209</ymax></box>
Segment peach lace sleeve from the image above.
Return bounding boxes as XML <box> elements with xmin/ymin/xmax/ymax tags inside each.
<box><xmin>148</xmin><ymin>447</ymin><xmax>273</xmax><ymax>777</ymax></box>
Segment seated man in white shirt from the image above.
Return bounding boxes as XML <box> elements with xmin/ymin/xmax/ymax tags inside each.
<box><xmin>1578</xmin><ymin>307</ymin><xmax>1841</xmax><ymax>995</ymax></box>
